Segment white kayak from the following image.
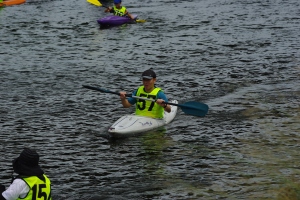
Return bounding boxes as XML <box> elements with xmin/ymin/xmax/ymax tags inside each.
<box><xmin>108</xmin><ymin>100</ymin><xmax>178</xmax><ymax>137</ymax></box>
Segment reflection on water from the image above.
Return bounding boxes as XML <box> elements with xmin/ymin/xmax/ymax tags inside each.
<box><xmin>0</xmin><ymin>0</ymin><xmax>299</xmax><ymax>199</ymax></box>
<box><xmin>140</xmin><ymin>129</ymin><xmax>169</xmax><ymax>174</ymax></box>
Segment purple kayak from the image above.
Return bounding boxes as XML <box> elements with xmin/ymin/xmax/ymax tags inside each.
<box><xmin>97</xmin><ymin>14</ymin><xmax>138</xmax><ymax>26</ymax></box>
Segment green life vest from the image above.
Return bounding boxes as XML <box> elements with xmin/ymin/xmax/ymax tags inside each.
<box><xmin>18</xmin><ymin>175</ymin><xmax>51</xmax><ymax>200</ymax></box>
<box><xmin>135</xmin><ymin>86</ymin><xmax>164</xmax><ymax>119</ymax></box>
<box><xmin>112</xmin><ymin>6</ymin><xmax>127</xmax><ymax>16</ymax></box>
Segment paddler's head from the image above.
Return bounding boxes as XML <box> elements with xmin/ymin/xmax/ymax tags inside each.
<box><xmin>141</xmin><ymin>69</ymin><xmax>157</xmax><ymax>93</ymax></box>
<box><xmin>12</xmin><ymin>148</ymin><xmax>44</xmax><ymax>176</ymax></box>
<box><xmin>114</xmin><ymin>0</ymin><xmax>122</xmax><ymax>8</ymax></box>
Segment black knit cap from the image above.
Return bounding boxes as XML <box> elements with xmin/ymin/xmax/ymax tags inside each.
<box><xmin>13</xmin><ymin>148</ymin><xmax>44</xmax><ymax>176</ymax></box>
<box><xmin>142</xmin><ymin>69</ymin><xmax>156</xmax><ymax>79</ymax></box>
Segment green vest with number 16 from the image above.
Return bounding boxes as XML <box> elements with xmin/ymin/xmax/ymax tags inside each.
<box><xmin>135</xmin><ymin>86</ymin><xmax>164</xmax><ymax>119</ymax></box>
<box><xmin>18</xmin><ymin>175</ymin><xmax>51</xmax><ymax>200</ymax></box>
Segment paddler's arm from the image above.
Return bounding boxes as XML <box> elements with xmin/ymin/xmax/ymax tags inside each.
<box><xmin>156</xmin><ymin>99</ymin><xmax>171</xmax><ymax>113</ymax></box>
<box><xmin>125</xmin><ymin>10</ymin><xmax>135</xmax><ymax>20</ymax></box>
<box><xmin>120</xmin><ymin>91</ymin><xmax>132</xmax><ymax>108</ymax></box>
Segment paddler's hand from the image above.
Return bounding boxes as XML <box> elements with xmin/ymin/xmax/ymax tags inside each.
<box><xmin>120</xmin><ymin>92</ymin><xmax>132</xmax><ymax>108</ymax></box>
<box><xmin>155</xmin><ymin>99</ymin><xmax>165</xmax><ymax>107</ymax></box>
<box><xmin>119</xmin><ymin>91</ymin><xmax>127</xmax><ymax>100</ymax></box>
<box><xmin>156</xmin><ymin>99</ymin><xmax>171</xmax><ymax>113</ymax></box>
<box><xmin>105</xmin><ymin>7</ymin><xmax>112</xmax><ymax>13</ymax></box>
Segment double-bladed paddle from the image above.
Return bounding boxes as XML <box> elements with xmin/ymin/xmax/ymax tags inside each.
<box><xmin>86</xmin><ymin>0</ymin><xmax>146</xmax><ymax>23</ymax></box>
<box><xmin>82</xmin><ymin>85</ymin><xmax>209</xmax><ymax>117</ymax></box>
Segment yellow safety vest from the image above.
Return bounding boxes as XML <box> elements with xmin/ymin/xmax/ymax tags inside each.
<box><xmin>18</xmin><ymin>175</ymin><xmax>51</xmax><ymax>200</ymax></box>
<box><xmin>135</xmin><ymin>86</ymin><xmax>164</xmax><ymax>119</ymax></box>
<box><xmin>113</xmin><ymin>6</ymin><xmax>127</xmax><ymax>16</ymax></box>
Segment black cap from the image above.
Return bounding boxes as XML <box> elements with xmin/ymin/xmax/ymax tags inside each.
<box><xmin>142</xmin><ymin>69</ymin><xmax>156</xmax><ymax>79</ymax></box>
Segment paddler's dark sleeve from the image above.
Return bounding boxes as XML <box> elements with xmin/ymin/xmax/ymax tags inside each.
<box><xmin>157</xmin><ymin>91</ymin><xmax>168</xmax><ymax>102</ymax></box>
<box><xmin>127</xmin><ymin>90</ymin><xmax>137</xmax><ymax>105</ymax></box>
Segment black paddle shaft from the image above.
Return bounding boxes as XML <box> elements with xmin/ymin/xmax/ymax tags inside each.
<box><xmin>82</xmin><ymin>85</ymin><xmax>132</xmax><ymax>97</ymax></box>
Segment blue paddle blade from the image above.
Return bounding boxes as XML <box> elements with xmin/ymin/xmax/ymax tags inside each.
<box><xmin>177</xmin><ymin>101</ymin><xmax>209</xmax><ymax>117</ymax></box>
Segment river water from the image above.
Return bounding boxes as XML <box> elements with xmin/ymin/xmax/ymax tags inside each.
<box><xmin>0</xmin><ymin>0</ymin><xmax>299</xmax><ymax>199</ymax></box>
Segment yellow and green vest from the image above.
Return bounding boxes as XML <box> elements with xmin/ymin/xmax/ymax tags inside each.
<box><xmin>18</xmin><ymin>175</ymin><xmax>51</xmax><ymax>200</ymax></box>
<box><xmin>112</xmin><ymin>6</ymin><xmax>127</xmax><ymax>16</ymax></box>
<box><xmin>135</xmin><ymin>86</ymin><xmax>164</xmax><ymax>119</ymax></box>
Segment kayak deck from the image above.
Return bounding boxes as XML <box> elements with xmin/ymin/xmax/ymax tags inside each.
<box><xmin>108</xmin><ymin>100</ymin><xmax>178</xmax><ymax>137</ymax></box>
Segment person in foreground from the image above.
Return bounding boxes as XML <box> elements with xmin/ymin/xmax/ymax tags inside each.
<box><xmin>0</xmin><ymin>148</ymin><xmax>52</xmax><ymax>200</ymax></box>
<box><xmin>120</xmin><ymin>69</ymin><xmax>171</xmax><ymax>119</ymax></box>
<box><xmin>104</xmin><ymin>0</ymin><xmax>135</xmax><ymax>20</ymax></box>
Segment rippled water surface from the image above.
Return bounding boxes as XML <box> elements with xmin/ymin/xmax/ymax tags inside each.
<box><xmin>0</xmin><ymin>0</ymin><xmax>299</xmax><ymax>199</ymax></box>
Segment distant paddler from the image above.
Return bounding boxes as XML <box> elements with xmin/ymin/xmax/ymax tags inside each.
<box><xmin>104</xmin><ymin>0</ymin><xmax>135</xmax><ymax>20</ymax></box>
